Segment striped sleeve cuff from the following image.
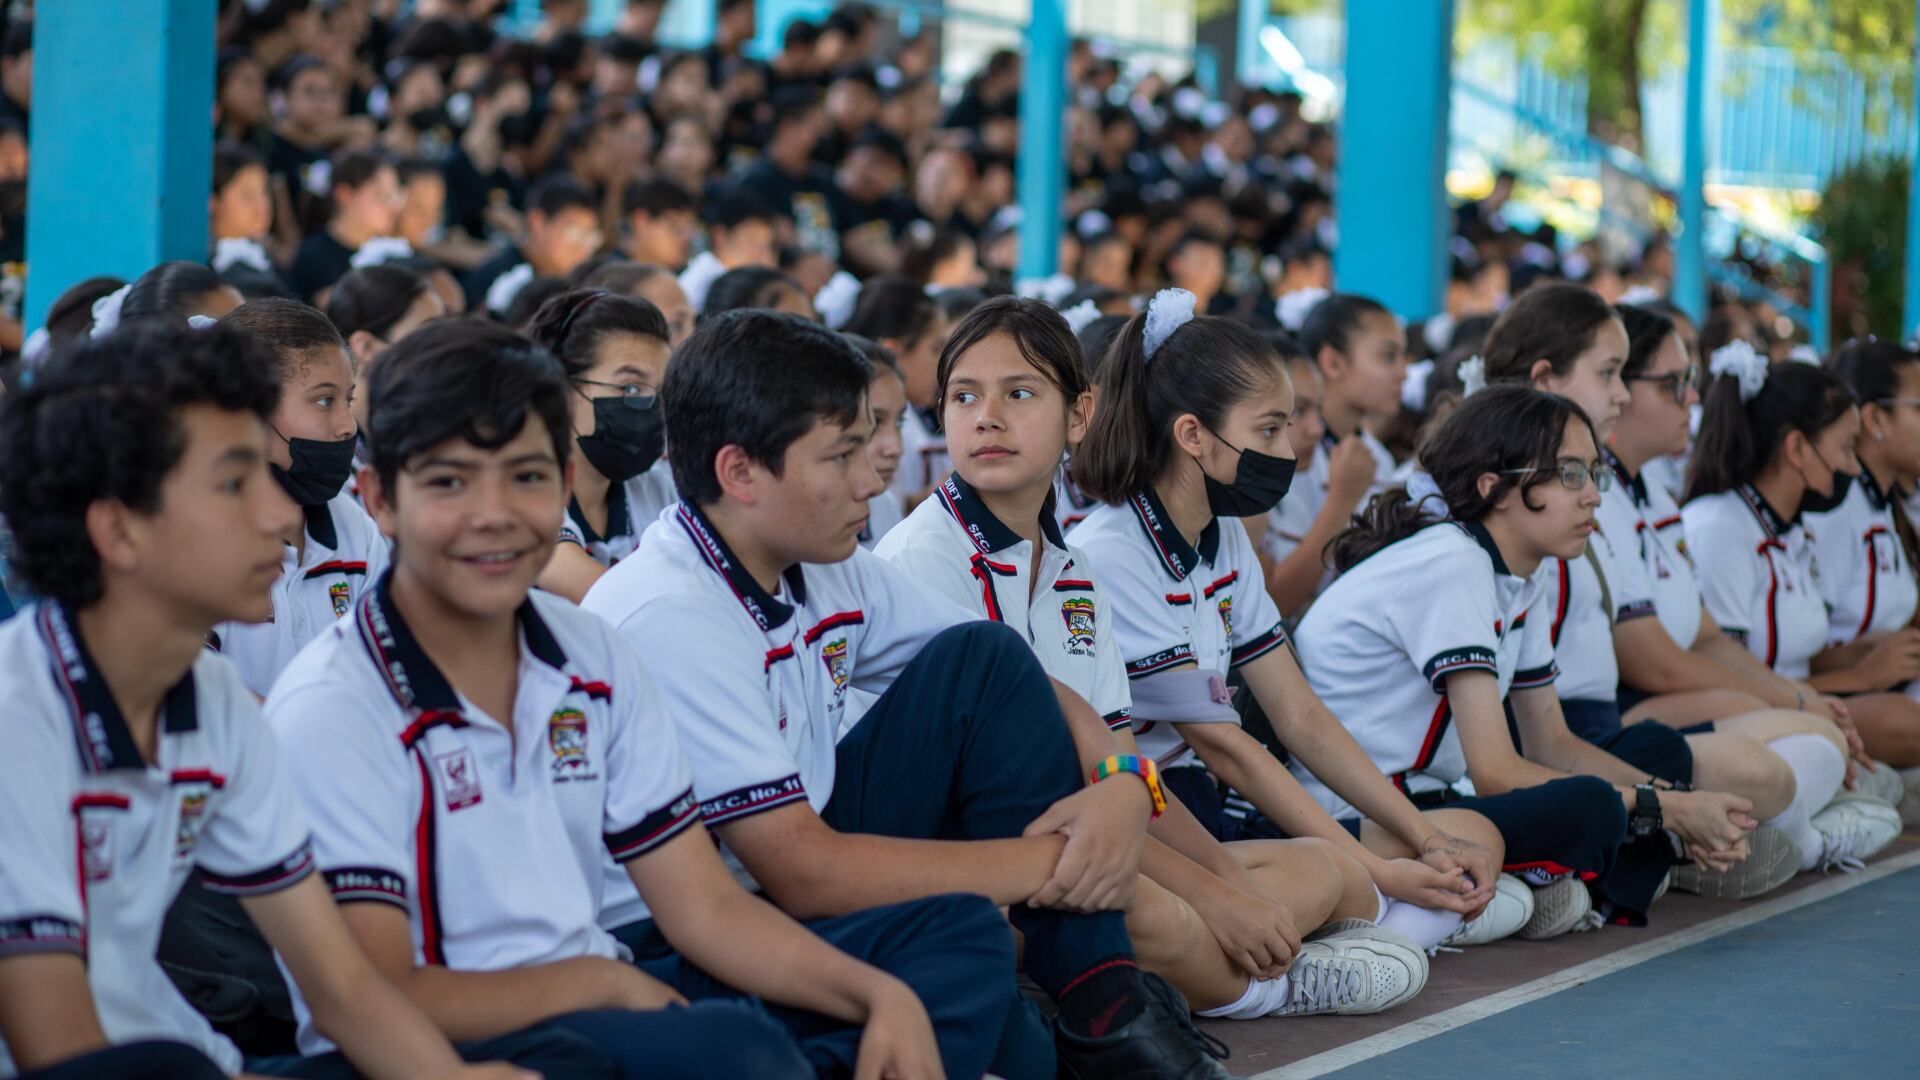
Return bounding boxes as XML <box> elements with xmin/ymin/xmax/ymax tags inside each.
<box><xmin>1512</xmin><ymin>663</ymin><xmax>1559</xmax><ymax>690</ymax></box>
<box><xmin>1230</xmin><ymin>621</ymin><xmax>1289</xmax><ymax>667</ymax></box>
<box><xmin>1422</xmin><ymin>647</ymin><xmax>1498</xmax><ymax>693</ymax></box>
<box><xmin>700</xmin><ymin>775</ymin><xmax>807</xmax><ymax>826</ymax></box>
<box><xmin>1616</xmin><ymin>600</ymin><xmax>1658</xmax><ymax>623</ymax></box>
<box><xmin>1102</xmin><ymin>708</ymin><xmax>1133</xmax><ymax>732</ymax></box>
<box><xmin>201</xmin><ymin>838</ymin><xmax>317</xmax><ymax>896</ymax></box>
<box><xmin>606</xmin><ymin>787</ymin><xmax>700</xmax><ymax>862</ymax></box>
<box><xmin>323</xmin><ymin>866</ymin><xmax>409</xmax><ymax>908</ymax></box>
<box><xmin>1125</xmin><ymin>644</ymin><xmax>1195</xmax><ymax>679</ymax></box>
<box><xmin>0</xmin><ymin>914</ymin><xmax>85</xmax><ymax>958</ymax></box>
<box><xmin>1723</xmin><ymin>627</ymin><xmax>1750</xmax><ymax>645</ymax></box>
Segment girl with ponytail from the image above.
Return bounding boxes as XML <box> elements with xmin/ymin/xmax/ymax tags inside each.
<box><xmin>1308</xmin><ymin>385</ymin><xmax>1759</xmax><ymax>932</ymax></box>
<box><xmin>1074</xmin><ymin>291</ymin><xmax>1521</xmax><ymax>1011</ymax></box>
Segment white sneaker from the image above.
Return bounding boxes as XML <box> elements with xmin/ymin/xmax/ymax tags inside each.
<box><xmin>1443</xmin><ymin>874</ymin><xmax>1533</xmax><ymax>947</ymax></box>
<box><xmin>1668</xmin><ymin>824</ymin><xmax>1802</xmax><ymax>900</ymax></box>
<box><xmin>1518</xmin><ymin>874</ymin><xmax>1592</xmax><ymax>939</ymax></box>
<box><xmin>1854</xmin><ymin>762</ymin><xmax>1905</xmax><ymax>807</ymax></box>
<box><xmin>1266</xmin><ymin>928</ymin><xmax>1427</xmax><ymax>1017</ymax></box>
<box><xmin>1810</xmin><ymin>797</ymin><xmax>1902</xmax><ymax>872</ymax></box>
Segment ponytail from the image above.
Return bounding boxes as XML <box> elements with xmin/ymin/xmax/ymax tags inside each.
<box><xmin>1298</xmin><ymin>292</ymin><xmax>1389</xmax><ymax>364</ymax></box>
<box><xmin>1072</xmin><ymin>307</ymin><xmax>1285</xmax><ymax>504</ymax></box>
<box><xmin>1330</xmin><ymin>385</ymin><xmax>1592</xmax><ymax>572</ymax></box>
<box><xmin>1684</xmin><ymin>359</ymin><xmax>1854</xmax><ymax>503</ymax></box>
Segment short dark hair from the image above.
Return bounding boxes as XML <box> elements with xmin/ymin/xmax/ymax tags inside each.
<box><xmin>664</xmin><ymin>309</ymin><xmax>872</xmax><ymax>505</ymax></box>
<box><xmin>504</xmin><ymin>276</ymin><xmax>573</xmax><ymax>328</ymax></box>
<box><xmin>622</xmin><ymin>177</ymin><xmax>696</xmax><ymax>219</ymax></box>
<box><xmin>710</xmin><ymin>189</ymin><xmax>782</xmax><ymax>230</ymax></box>
<box><xmin>525</xmin><ymin>288</ymin><xmax>670</xmax><ymax>378</ymax></box>
<box><xmin>325</xmin><ymin>264</ymin><xmax>433</xmax><ymax>340</ymax></box>
<box><xmin>842</xmin><ymin>276</ymin><xmax>936</xmax><ymax>347</ymax></box>
<box><xmin>121</xmin><ymin>262</ymin><xmax>230</xmax><ymax>327</ymax></box>
<box><xmin>329</xmin><ymin>147</ymin><xmax>393</xmax><ymax>200</ymax></box>
<box><xmin>0</xmin><ymin>322</ymin><xmax>282</xmax><ymax>608</ymax></box>
<box><xmin>1</xmin><ymin>21</ymin><xmax>31</xmax><ymax>61</ymax></box>
<box><xmin>526</xmin><ymin>173</ymin><xmax>598</xmax><ymax>219</ymax></box>
<box><xmin>842</xmin><ymin>333</ymin><xmax>902</xmax><ymax>379</ymax></box>
<box><xmin>1298</xmin><ymin>292</ymin><xmax>1391</xmax><ymax>364</ymax></box>
<box><xmin>214</xmin><ymin>142</ymin><xmax>267</xmax><ymax>195</ymax></box>
<box><xmin>575</xmin><ymin>259</ymin><xmax>674</xmax><ymax>295</ymax></box>
<box><xmin>936</xmin><ymin>295</ymin><xmax>1088</xmax><ymax>417</ymax></box>
<box><xmin>702</xmin><ymin>266</ymin><xmax>803</xmax><ymax>320</ymax></box>
<box><xmin>364</xmin><ymin>320</ymin><xmax>573</xmax><ymax>493</ymax></box>
<box><xmin>221</xmin><ymin>298</ymin><xmax>346</xmax><ymax>379</ymax></box>
<box><xmin>43</xmin><ymin>276</ymin><xmax>127</xmax><ymax>344</ymax></box>
<box><xmin>849</xmin><ymin>127</ymin><xmax>907</xmax><ymax>170</ymax></box>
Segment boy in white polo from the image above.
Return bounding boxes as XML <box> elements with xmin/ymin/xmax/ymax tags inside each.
<box><xmin>212</xmin><ymin>299</ymin><xmax>389</xmax><ymax>697</ymax></box>
<box><xmin>583</xmin><ymin>309</ymin><xmax>1233</xmax><ymax>1080</ymax></box>
<box><xmin>267</xmin><ymin>318</ymin><xmax>989</xmax><ymax>1080</ymax></box>
<box><xmin>0</xmin><ymin>321</ymin><xmax>555</xmax><ymax>1080</ymax></box>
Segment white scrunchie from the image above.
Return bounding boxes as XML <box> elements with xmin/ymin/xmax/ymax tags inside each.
<box><xmin>89</xmin><ymin>283</ymin><xmax>132</xmax><ymax>339</ymax></box>
<box><xmin>1709</xmin><ymin>339</ymin><xmax>1768</xmax><ymax>403</ymax></box>
<box><xmin>1015</xmin><ymin>273</ymin><xmax>1076</xmax><ymax>307</ymax></box>
<box><xmin>1274</xmin><ymin>286</ymin><xmax>1328</xmax><ymax>333</ymax></box>
<box><xmin>1404</xmin><ymin>470</ymin><xmax>1449</xmax><ymax>519</ymax></box>
<box><xmin>1061</xmin><ymin>299</ymin><xmax>1101</xmax><ymax>337</ymax></box>
<box><xmin>814</xmin><ymin>271</ymin><xmax>862</xmax><ymax>330</ymax></box>
<box><xmin>351</xmin><ymin>235</ymin><xmax>416</xmax><ymax>270</ymax></box>
<box><xmin>1458</xmin><ymin>355</ymin><xmax>1487</xmax><ymax>398</ymax></box>
<box><xmin>20</xmin><ymin>326</ymin><xmax>50</xmax><ymax>365</ymax></box>
<box><xmin>1142</xmin><ymin>288</ymin><xmax>1197</xmax><ymax>362</ymax></box>
<box><xmin>1402</xmin><ymin>358</ymin><xmax>1435</xmax><ymax>413</ymax></box>
<box><xmin>485</xmin><ymin>262</ymin><xmax>535</xmax><ymax>317</ymax></box>
<box><xmin>213</xmin><ymin>237</ymin><xmax>273</xmax><ymax>275</ymax></box>
<box><xmin>186</xmin><ymin>315</ymin><xmax>219</xmax><ymax>330</ymax></box>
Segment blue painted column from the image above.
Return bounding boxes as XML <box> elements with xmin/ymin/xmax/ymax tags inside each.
<box><xmin>1674</xmin><ymin>0</ymin><xmax>1717</xmax><ymax>325</ymax></box>
<box><xmin>1905</xmin><ymin>0</ymin><xmax>1920</xmax><ymax>338</ymax></box>
<box><xmin>658</xmin><ymin>0</ymin><xmax>718</xmax><ymax>49</ymax></box>
<box><xmin>1016</xmin><ymin>0</ymin><xmax>1068</xmax><ymax>282</ymax></box>
<box><xmin>1238</xmin><ymin>0</ymin><xmax>1268</xmax><ymax>89</ymax></box>
<box><xmin>1334</xmin><ymin>0</ymin><xmax>1454</xmax><ymax>321</ymax></box>
<box><xmin>755</xmin><ymin>0</ymin><xmax>833</xmax><ymax>60</ymax></box>
<box><xmin>24</xmin><ymin>1</ymin><xmax>215</xmax><ymax>333</ymax></box>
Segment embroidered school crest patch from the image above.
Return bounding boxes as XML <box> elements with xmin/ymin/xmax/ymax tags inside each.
<box><xmin>1061</xmin><ymin>597</ymin><xmax>1096</xmax><ymax>652</ymax></box>
<box><xmin>175</xmin><ymin>791</ymin><xmax>211</xmax><ymax>856</ymax></box>
<box><xmin>548</xmin><ymin>708</ymin><xmax>589</xmax><ymax>775</ymax></box>
<box><xmin>329</xmin><ymin>581</ymin><xmax>352</xmax><ymax>618</ymax></box>
<box><xmin>435</xmin><ymin>748</ymin><xmax>483</xmax><ymax>811</ymax></box>
<box><xmin>821</xmin><ymin>638</ymin><xmax>851</xmax><ymax>701</ymax></box>
<box><xmin>1217</xmin><ymin>594</ymin><xmax>1234</xmax><ymax>640</ymax></box>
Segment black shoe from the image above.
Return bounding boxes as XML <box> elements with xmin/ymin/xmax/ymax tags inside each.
<box><xmin>1053</xmin><ymin>971</ymin><xmax>1232</xmax><ymax>1080</ymax></box>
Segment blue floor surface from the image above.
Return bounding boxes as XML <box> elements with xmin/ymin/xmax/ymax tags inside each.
<box><xmin>1325</xmin><ymin>863</ymin><xmax>1920</xmax><ymax>1079</ymax></box>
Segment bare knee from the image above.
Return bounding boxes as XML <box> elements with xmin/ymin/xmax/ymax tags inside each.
<box><xmin>1297</xmin><ymin>837</ymin><xmax>1378</xmax><ymax>922</ymax></box>
<box><xmin>1125</xmin><ymin>877</ymin><xmax>1207</xmax><ymax>969</ymax></box>
<box><xmin>1423</xmin><ymin>808</ymin><xmax>1506</xmax><ymax>868</ymax></box>
<box><xmin>1690</xmin><ymin>733</ymin><xmax>1794</xmax><ymax>820</ymax></box>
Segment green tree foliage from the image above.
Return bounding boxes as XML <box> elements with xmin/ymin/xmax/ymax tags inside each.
<box><xmin>1815</xmin><ymin>155</ymin><xmax>1909</xmax><ymax>341</ymax></box>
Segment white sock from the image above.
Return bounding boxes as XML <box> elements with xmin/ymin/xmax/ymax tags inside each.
<box><xmin>1764</xmin><ymin>734</ymin><xmax>1847</xmax><ymax>872</ymax></box>
<box><xmin>1377</xmin><ymin>897</ymin><xmax>1465</xmax><ymax>951</ymax></box>
<box><xmin>1196</xmin><ymin>974</ymin><xmax>1292</xmax><ymax>1019</ymax></box>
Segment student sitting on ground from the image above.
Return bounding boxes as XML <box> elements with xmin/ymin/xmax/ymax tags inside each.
<box><xmin>265</xmin><ymin>319</ymin><xmax>969</xmax><ymax>1080</ymax></box>
<box><xmin>583</xmin><ymin>309</ymin><xmax>1232</xmax><ymax>1080</ymax></box>
<box><xmin>845</xmin><ymin>335</ymin><xmax>908</xmax><ymax>548</ymax></box>
<box><xmin>0</xmin><ymin>321</ymin><xmax>569</xmax><ymax>1079</ymax></box>
<box><xmin>878</xmin><ymin>295</ymin><xmax>1467</xmax><ymax>1022</ymax></box>
<box><xmin>1681</xmin><ymin>346</ymin><xmax>1903</xmax><ymax>862</ymax></box>
<box><xmin>1298</xmin><ymin>386</ymin><xmax>1758</xmax><ymax>935</ymax></box>
<box><xmin>524</xmin><ymin>288</ymin><xmax>677</xmax><ymax>602</ymax></box>
<box><xmin>843</xmin><ymin>277</ymin><xmax>951</xmax><ymax>514</ymax></box>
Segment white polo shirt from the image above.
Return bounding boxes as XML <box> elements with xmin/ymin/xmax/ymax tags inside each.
<box><xmin>1807</xmin><ymin>473</ymin><xmax>1919</xmax><ymax>646</ymax></box>
<box><xmin>266</xmin><ymin>575</ymin><xmax>696</xmax><ymax>1053</ymax></box>
<box><xmin>1070</xmin><ymin>489</ymin><xmax>1290</xmax><ymax>770</ymax></box>
<box><xmin>1292</xmin><ymin>521</ymin><xmax>1559</xmax><ymax>821</ymax></box>
<box><xmin>557</xmin><ymin>467</ymin><xmax>678</xmax><ymax>567</ymax></box>
<box><xmin>1053</xmin><ymin>461</ymin><xmax>1099</xmax><ymax>533</ymax></box>
<box><xmin>1682</xmin><ymin>485</ymin><xmax>1830</xmax><ymax>679</ymax></box>
<box><xmin>213</xmin><ymin>494</ymin><xmax>389</xmax><ymax>697</ymax></box>
<box><xmin>858</xmin><ymin>489</ymin><xmax>904</xmax><ymax>549</ymax></box>
<box><xmin>582</xmin><ymin>502</ymin><xmax>972</xmax><ymax>915</ymax></box>
<box><xmin>1600</xmin><ymin>456</ymin><xmax>1705</xmax><ymax>652</ymax></box>
<box><xmin>891</xmin><ymin>404</ymin><xmax>950</xmax><ymax>501</ymax></box>
<box><xmin>1534</xmin><ymin>514</ymin><xmax>1657</xmax><ymax>703</ymax></box>
<box><xmin>874</xmin><ymin>472</ymin><xmax>1131</xmax><ymax>730</ymax></box>
<box><xmin>0</xmin><ymin>604</ymin><xmax>316</xmax><ymax>1078</ymax></box>
<box><xmin>1259</xmin><ymin>430</ymin><xmax>1396</xmax><ymax>571</ymax></box>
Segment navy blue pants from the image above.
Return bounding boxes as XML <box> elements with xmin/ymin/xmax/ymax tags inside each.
<box><xmin>1160</xmin><ymin>764</ymin><xmax>1363</xmax><ymax>842</ymax></box>
<box><xmin>248</xmin><ymin>1023</ymin><xmax>622</xmax><ymax>1079</ymax></box>
<box><xmin>613</xmin><ymin>894</ymin><xmax>1015</xmax><ymax>1080</ymax></box>
<box><xmin>828</xmin><ymin>621</ymin><xmax>1139</xmax><ymax>1079</ymax></box>
<box><xmin>23</xmin><ymin>1041</ymin><xmax>228</xmax><ymax>1080</ymax></box>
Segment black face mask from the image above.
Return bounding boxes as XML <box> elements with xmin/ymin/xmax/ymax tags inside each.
<box><xmin>272</xmin><ymin>432</ymin><xmax>358</xmax><ymax>508</ymax></box>
<box><xmin>408</xmin><ymin>105</ymin><xmax>450</xmax><ymax>133</ymax></box>
<box><xmin>1800</xmin><ymin>468</ymin><xmax>1854</xmax><ymax>516</ymax></box>
<box><xmin>577</xmin><ymin>395</ymin><xmax>665</xmax><ymax>483</ymax></box>
<box><xmin>1203</xmin><ymin>430</ymin><xmax>1298</xmax><ymax>518</ymax></box>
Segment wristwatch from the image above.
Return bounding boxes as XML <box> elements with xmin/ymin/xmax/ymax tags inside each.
<box><xmin>1627</xmin><ymin>784</ymin><xmax>1664</xmax><ymax>838</ymax></box>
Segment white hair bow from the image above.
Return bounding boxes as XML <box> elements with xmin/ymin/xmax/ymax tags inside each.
<box><xmin>814</xmin><ymin>271</ymin><xmax>862</xmax><ymax>330</ymax></box>
<box><xmin>1061</xmin><ymin>299</ymin><xmax>1101</xmax><ymax>336</ymax></box>
<box><xmin>89</xmin><ymin>284</ymin><xmax>132</xmax><ymax>339</ymax></box>
<box><xmin>1142</xmin><ymin>288</ymin><xmax>1196</xmax><ymax>362</ymax></box>
<box><xmin>1709</xmin><ymin>339</ymin><xmax>1768</xmax><ymax>403</ymax></box>
<box><xmin>1458</xmin><ymin>355</ymin><xmax>1487</xmax><ymax>398</ymax></box>
<box><xmin>351</xmin><ymin>236</ymin><xmax>416</xmax><ymax>270</ymax></box>
<box><xmin>1274</xmin><ymin>286</ymin><xmax>1328</xmax><ymax>332</ymax></box>
<box><xmin>485</xmin><ymin>262</ymin><xmax>535</xmax><ymax>317</ymax></box>
<box><xmin>213</xmin><ymin>237</ymin><xmax>273</xmax><ymax>275</ymax></box>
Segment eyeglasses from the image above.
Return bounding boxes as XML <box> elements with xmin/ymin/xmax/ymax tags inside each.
<box><xmin>1875</xmin><ymin>397</ymin><xmax>1920</xmax><ymax>409</ymax></box>
<box><xmin>1626</xmin><ymin>364</ymin><xmax>1699</xmax><ymax>405</ymax></box>
<box><xmin>573</xmin><ymin>379</ymin><xmax>658</xmax><ymax>408</ymax></box>
<box><xmin>1500</xmin><ymin>460</ymin><xmax>1613</xmax><ymax>492</ymax></box>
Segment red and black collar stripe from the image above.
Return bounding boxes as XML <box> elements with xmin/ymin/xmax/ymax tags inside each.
<box><xmin>935</xmin><ymin>471</ymin><xmax>1066</xmax><ymax>556</ymax></box>
<box><xmin>1736</xmin><ymin>484</ymin><xmax>1793</xmax><ymax>541</ymax></box>
<box><xmin>38</xmin><ymin>602</ymin><xmax>199</xmax><ymax>773</ymax></box>
<box><xmin>1605</xmin><ymin>450</ymin><xmax>1648</xmax><ymax>508</ymax></box>
<box><xmin>674</xmin><ymin>501</ymin><xmax>806</xmax><ymax>631</ymax></box>
<box><xmin>355</xmin><ymin>569</ymin><xmax>570</xmax><ymax>724</ymax></box>
<box><xmin>1126</xmin><ymin>487</ymin><xmax>1221</xmax><ymax>582</ymax></box>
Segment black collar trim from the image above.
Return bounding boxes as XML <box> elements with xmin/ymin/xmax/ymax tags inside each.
<box><xmin>568</xmin><ymin>481</ymin><xmax>632</xmax><ymax>546</ymax></box>
<box><xmin>1460</xmin><ymin>520</ymin><xmax>1514</xmax><ymax>577</ymax></box>
<box><xmin>304</xmin><ymin>500</ymin><xmax>338</xmax><ymax>551</ymax></box>
<box><xmin>935</xmin><ymin>471</ymin><xmax>1064</xmax><ymax>555</ymax></box>
<box><xmin>39</xmin><ymin>602</ymin><xmax>198</xmax><ymax>773</ymax></box>
<box><xmin>354</xmin><ymin>569</ymin><xmax>568</xmax><ymax>725</ymax></box>
<box><xmin>675</xmin><ymin>501</ymin><xmax>806</xmax><ymax>631</ymax></box>
<box><xmin>1736</xmin><ymin>484</ymin><xmax>1792</xmax><ymax>539</ymax></box>
<box><xmin>1127</xmin><ymin>487</ymin><xmax>1220</xmax><ymax>582</ymax></box>
<box><xmin>1605</xmin><ymin>451</ymin><xmax>1649</xmax><ymax>508</ymax></box>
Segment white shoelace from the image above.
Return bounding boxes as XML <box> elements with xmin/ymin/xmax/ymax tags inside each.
<box><xmin>1282</xmin><ymin>957</ymin><xmax>1360</xmax><ymax>1014</ymax></box>
<box><xmin>1570</xmin><ymin>911</ymin><xmax>1607</xmax><ymax>933</ymax></box>
<box><xmin>1818</xmin><ymin>826</ymin><xmax>1867</xmax><ymax>874</ymax></box>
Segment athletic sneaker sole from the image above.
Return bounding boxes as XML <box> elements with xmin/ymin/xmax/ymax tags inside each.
<box><xmin>1271</xmin><ymin>928</ymin><xmax>1428</xmax><ymax>1017</ymax></box>
<box><xmin>1443</xmin><ymin>874</ymin><xmax>1534</xmax><ymax>947</ymax></box>
<box><xmin>1518</xmin><ymin>875</ymin><xmax>1591</xmax><ymax>940</ymax></box>
<box><xmin>1668</xmin><ymin>824</ymin><xmax>1801</xmax><ymax>900</ymax></box>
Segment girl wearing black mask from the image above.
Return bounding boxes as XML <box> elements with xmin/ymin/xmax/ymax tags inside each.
<box><xmin>1071</xmin><ymin>290</ymin><xmax>1525</xmax><ymax>976</ymax></box>
<box><xmin>528</xmin><ymin>288</ymin><xmax>674</xmax><ymax>602</ymax></box>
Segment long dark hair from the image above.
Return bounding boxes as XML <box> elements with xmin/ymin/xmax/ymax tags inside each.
<box><xmin>1297</xmin><ymin>292</ymin><xmax>1389</xmax><ymax>364</ymax></box>
<box><xmin>1616</xmin><ymin>303</ymin><xmax>1678</xmax><ymax>381</ymax></box>
<box><xmin>1684</xmin><ymin>358</ymin><xmax>1855</xmax><ymax>503</ymax></box>
<box><xmin>1483</xmin><ymin>283</ymin><xmax>1619</xmax><ymax>384</ymax></box>
<box><xmin>1830</xmin><ymin>338</ymin><xmax>1920</xmax><ymax>572</ymax></box>
<box><xmin>525</xmin><ymin>288</ymin><xmax>670</xmax><ymax>379</ymax></box>
<box><xmin>1330</xmin><ymin>385</ymin><xmax>1593</xmax><ymax>572</ymax></box>
<box><xmin>843</xmin><ymin>275</ymin><xmax>939</xmax><ymax>348</ymax></box>
<box><xmin>326</xmin><ymin>264</ymin><xmax>432</xmax><ymax>340</ymax></box>
<box><xmin>1072</xmin><ymin>303</ymin><xmax>1285</xmax><ymax>504</ymax></box>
